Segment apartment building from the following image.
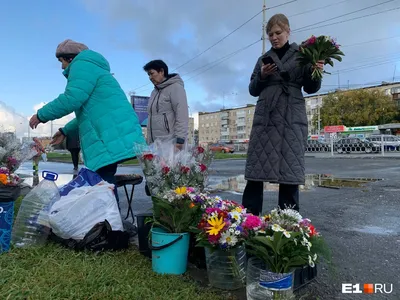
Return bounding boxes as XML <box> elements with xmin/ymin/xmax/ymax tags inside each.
<box><xmin>188</xmin><ymin>117</ymin><xmax>195</xmax><ymax>144</ymax></box>
<box><xmin>305</xmin><ymin>81</ymin><xmax>400</xmax><ymax>135</ymax></box>
<box><xmin>198</xmin><ymin>104</ymin><xmax>255</xmax><ymax>144</ymax></box>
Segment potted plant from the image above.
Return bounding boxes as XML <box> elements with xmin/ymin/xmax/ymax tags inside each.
<box><xmin>149</xmin><ymin>187</ymin><xmax>202</xmax><ymax>275</ymax></box>
<box><xmin>193</xmin><ymin>198</ymin><xmax>262</xmax><ymax>290</ymax></box>
<box><xmin>246</xmin><ymin>208</ymin><xmax>330</xmax><ymax>300</ymax></box>
<box><xmin>135</xmin><ymin>140</ymin><xmax>213</xmax><ymax>266</ymax></box>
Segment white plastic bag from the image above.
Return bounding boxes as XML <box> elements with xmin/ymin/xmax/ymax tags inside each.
<box><xmin>48</xmin><ymin>182</ymin><xmax>123</xmax><ymax>240</ymax></box>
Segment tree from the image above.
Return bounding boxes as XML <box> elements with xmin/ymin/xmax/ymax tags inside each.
<box><xmin>314</xmin><ymin>89</ymin><xmax>399</xmax><ymax>128</ymax></box>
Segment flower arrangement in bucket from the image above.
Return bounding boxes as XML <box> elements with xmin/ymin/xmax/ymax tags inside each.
<box><xmin>150</xmin><ymin>187</ymin><xmax>203</xmax><ymax>275</ymax></box>
<box><xmin>152</xmin><ymin>187</ymin><xmax>202</xmax><ymax>233</ymax></box>
<box><xmin>245</xmin><ymin>208</ymin><xmax>330</xmax><ymax>300</ymax></box>
<box><xmin>297</xmin><ymin>35</ymin><xmax>345</xmax><ymax>81</ymax></box>
<box><xmin>0</xmin><ymin>134</ymin><xmax>38</xmax><ymax>252</ymax></box>
<box><xmin>193</xmin><ymin>198</ymin><xmax>262</xmax><ymax>290</ymax></box>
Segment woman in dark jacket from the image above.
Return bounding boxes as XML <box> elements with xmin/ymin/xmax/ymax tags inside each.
<box><xmin>242</xmin><ymin>14</ymin><xmax>323</xmax><ymax>215</ymax></box>
<box><xmin>66</xmin><ymin>127</ymin><xmax>80</xmax><ymax>171</ymax></box>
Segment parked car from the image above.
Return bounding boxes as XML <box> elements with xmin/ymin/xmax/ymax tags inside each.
<box><xmin>209</xmin><ymin>143</ymin><xmax>235</xmax><ymax>153</ymax></box>
<box><xmin>366</xmin><ymin>135</ymin><xmax>400</xmax><ymax>151</ymax></box>
<box><xmin>306</xmin><ymin>140</ymin><xmax>331</xmax><ymax>152</ymax></box>
<box><xmin>334</xmin><ymin>137</ymin><xmax>379</xmax><ymax>154</ymax></box>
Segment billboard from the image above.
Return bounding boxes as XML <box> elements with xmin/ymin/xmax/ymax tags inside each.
<box><xmin>131</xmin><ymin>95</ymin><xmax>149</xmax><ymax>127</ymax></box>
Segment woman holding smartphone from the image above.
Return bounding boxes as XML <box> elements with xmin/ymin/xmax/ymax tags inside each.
<box><xmin>242</xmin><ymin>14</ymin><xmax>324</xmax><ymax>215</ymax></box>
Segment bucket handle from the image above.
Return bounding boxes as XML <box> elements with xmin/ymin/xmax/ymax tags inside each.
<box><xmin>148</xmin><ymin>234</ymin><xmax>183</xmax><ymax>251</ymax></box>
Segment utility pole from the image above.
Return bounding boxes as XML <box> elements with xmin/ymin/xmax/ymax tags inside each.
<box><xmin>317</xmin><ymin>105</ymin><xmax>321</xmax><ymax>135</ymax></box>
<box><xmin>262</xmin><ymin>0</ymin><xmax>267</xmax><ymax>55</ymax></box>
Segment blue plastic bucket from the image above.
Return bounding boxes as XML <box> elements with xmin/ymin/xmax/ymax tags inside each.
<box><xmin>150</xmin><ymin>227</ymin><xmax>190</xmax><ymax>275</ymax></box>
<box><xmin>0</xmin><ymin>201</ymin><xmax>14</xmax><ymax>253</ymax></box>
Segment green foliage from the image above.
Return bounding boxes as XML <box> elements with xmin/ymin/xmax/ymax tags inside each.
<box><xmin>246</xmin><ymin>232</ymin><xmax>310</xmax><ymax>273</ymax></box>
<box><xmin>152</xmin><ymin>195</ymin><xmax>202</xmax><ymax>233</ymax></box>
<box><xmin>315</xmin><ymin>89</ymin><xmax>399</xmax><ymax>127</ymax></box>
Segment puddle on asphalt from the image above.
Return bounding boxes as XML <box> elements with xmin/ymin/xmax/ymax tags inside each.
<box><xmin>352</xmin><ymin>226</ymin><xmax>396</xmax><ymax>236</ymax></box>
<box><xmin>207</xmin><ymin>174</ymin><xmax>382</xmax><ymax>194</ymax></box>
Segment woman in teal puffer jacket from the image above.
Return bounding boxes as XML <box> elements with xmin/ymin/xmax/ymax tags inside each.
<box><xmin>29</xmin><ymin>39</ymin><xmax>146</xmax><ymax>202</ymax></box>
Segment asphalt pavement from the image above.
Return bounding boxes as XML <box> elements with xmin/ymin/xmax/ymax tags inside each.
<box><xmin>17</xmin><ymin>158</ymin><xmax>400</xmax><ymax>299</ymax></box>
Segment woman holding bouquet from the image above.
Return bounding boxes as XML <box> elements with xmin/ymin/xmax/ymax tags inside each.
<box><xmin>242</xmin><ymin>14</ymin><xmax>323</xmax><ymax>215</ymax></box>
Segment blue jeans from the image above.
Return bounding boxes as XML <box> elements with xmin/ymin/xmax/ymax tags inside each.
<box><xmin>96</xmin><ymin>163</ymin><xmax>119</xmax><ymax>204</ymax></box>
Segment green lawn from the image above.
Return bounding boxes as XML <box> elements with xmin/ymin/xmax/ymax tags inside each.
<box><xmin>46</xmin><ymin>152</ymin><xmax>247</xmax><ymax>165</ymax></box>
<box><xmin>0</xmin><ymin>196</ymin><xmax>223</xmax><ymax>299</ymax></box>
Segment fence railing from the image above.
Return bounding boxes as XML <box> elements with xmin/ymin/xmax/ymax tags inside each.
<box><xmin>305</xmin><ymin>141</ymin><xmax>400</xmax><ymax>155</ymax></box>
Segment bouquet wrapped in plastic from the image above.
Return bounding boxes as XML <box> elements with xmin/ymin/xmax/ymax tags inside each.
<box><xmin>0</xmin><ymin>134</ymin><xmax>38</xmax><ymax>187</ymax></box>
<box><xmin>297</xmin><ymin>35</ymin><xmax>345</xmax><ymax>80</ymax></box>
<box><xmin>135</xmin><ymin>139</ymin><xmax>213</xmax><ymax>197</ymax></box>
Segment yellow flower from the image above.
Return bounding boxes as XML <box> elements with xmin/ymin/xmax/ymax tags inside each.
<box><xmin>206</xmin><ymin>216</ymin><xmax>225</xmax><ymax>236</ymax></box>
<box><xmin>235</xmin><ymin>207</ymin><xmax>242</xmax><ymax>213</ymax></box>
<box><xmin>175</xmin><ymin>187</ymin><xmax>187</xmax><ymax>195</ymax></box>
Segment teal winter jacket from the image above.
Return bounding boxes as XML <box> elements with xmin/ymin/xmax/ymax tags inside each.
<box><xmin>38</xmin><ymin>50</ymin><xmax>145</xmax><ymax>171</ymax></box>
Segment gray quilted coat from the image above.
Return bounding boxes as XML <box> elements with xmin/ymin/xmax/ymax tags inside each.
<box><xmin>245</xmin><ymin>43</ymin><xmax>321</xmax><ymax>185</ymax></box>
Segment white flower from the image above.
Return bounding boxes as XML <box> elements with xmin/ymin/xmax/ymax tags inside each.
<box><xmin>293</xmin><ymin>239</ymin><xmax>298</xmax><ymax>245</ymax></box>
<box><xmin>272</xmin><ymin>224</ymin><xmax>284</xmax><ymax>232</ymax></box>
<box><xmin>283</xmin><ymin>230</ymin><xmax>291</xmax><ymax>238</ymax></box>
<box><xmin>229</xmin><ymin>211</ymin><xmax>242</xmax><ymax>222</ymax></box>
<box><xmin>235</xmin><ymin>230</ymin><xmax>241</xmax><ymax>235</ymax></box>
<box><xmin>308</xmin><ymin>255</ymin><xmax>315</xmax><ymax>267</ymax></box>
<box><xmin>219</xmin><ymin>231</ymin><xmax>238</xmax><ymax>247</ymax></box>
<box><xmin>313</xmin><ymin>253</ymin><xmax>318</xmax><ymax>261</ymax></box>
<box><xmin>229</xmin><ymin>228</ymin><xmax>234</xmax><ymax>233</ymax></box>
<box><xmin>280</xmin><ymin>209</ymin><xmax>303</xmax><ymax>223</ymax></box>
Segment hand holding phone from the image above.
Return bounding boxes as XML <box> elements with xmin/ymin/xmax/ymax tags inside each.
<box><xmin>262</xmin><ymin>56</ymin><xmax>274</xmax><ymax>65</ymax></box>
<box><xmin>260</xmin><ymin>56</ymin><xmax>277</xmax><ymax>79</ymax></box>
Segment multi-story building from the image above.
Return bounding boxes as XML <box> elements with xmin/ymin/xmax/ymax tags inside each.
<box><xmin>198</xmin><ymin>104</ymin><xmax>255</xmax><ymax>144</ymax></box>
<box><xmin>305</xmin><ymin>81</ymin><xmax>400</xmax><ymax>135</ymax></box>
<box><xmin>188</xmin><ymin>117</ymin><xmax>195</xmax><ymax>144</ymax></box>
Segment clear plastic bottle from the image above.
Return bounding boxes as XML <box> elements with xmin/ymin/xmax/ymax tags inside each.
<box><xmin>12</xmin><ymin>171</ymin><xmax>60</xmax><ymax>248</ymax></box>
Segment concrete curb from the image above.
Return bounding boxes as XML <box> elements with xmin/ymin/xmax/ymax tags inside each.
<box><xmin>305</xmin><ymin>155</ymin><xmax>400</xmax><ymax>160</ymax></box>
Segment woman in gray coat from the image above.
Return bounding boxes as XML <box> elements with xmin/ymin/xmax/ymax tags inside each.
<box><xmin>242</xmin><ymin>14</ymin><xmax>323</xmax><ymax>215</ymax></box>
<box><xmin>143</xmin><ymin>60</ymin><xmax>189</xmax><ymax>148</ymax></box>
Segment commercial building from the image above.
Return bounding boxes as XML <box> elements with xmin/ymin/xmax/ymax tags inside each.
<box><xmin>305</xmin><ymin>81</ymin><xmax>400</xmax><ymax>135</ymax></box>
<box><xmin>198</xmin><ymin>104</ymin><xmax>255</xmax><ymax>144</ymax></box>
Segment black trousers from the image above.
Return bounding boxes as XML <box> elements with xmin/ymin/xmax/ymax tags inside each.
<box><xmin>96</xmin><ymin>163</ymin><xmax>119</xmax><ymax>204</ymax></box>
<box><xmin>69</xmin><ymin>148</ymin><xmax>80</xmax><ymax>169</ymax></box>
<box><xmin>242</xmin><ymin>180</ymin><xmax>299</xmax><ymax>216</ymax></box>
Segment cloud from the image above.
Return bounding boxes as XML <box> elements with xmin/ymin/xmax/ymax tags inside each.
<box><xmin>81</xmin><ymin>0</ymin><xmax>400</xmax><ymax>112</ymax></box>
<box><xmin>31</xmin><ymin>102</ymin><xmax>74</xmax><ymax>138</ymax></box>
<box><xmin>0</xmin><ymin>101</ymin><xmax>74</xmax><ymax>138</ymax></box>
<box><xmin>0</xmin><ymin>101</ymin><xmax>27</xmax><ymax>138</ymax></box>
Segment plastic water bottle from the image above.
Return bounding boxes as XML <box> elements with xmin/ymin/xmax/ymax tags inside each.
<box><xmin>12</xmin><ymin>171</ymin><xmax>60</xmax><ymax>248</ymax></box>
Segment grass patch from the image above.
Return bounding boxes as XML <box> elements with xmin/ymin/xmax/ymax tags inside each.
<box><xmin>5</xmin><ymin>196</ymin><xmax>222</xmax><ymax>299</ymax></box>
<box><xmin>0</xmin><ymin>244</ymin><xmax>222</xmax><ymax>300</ymax></box>
<box><xmin>46</xmin><ymin>152</ymin><xmax>247</xmax><ymax>165</ymax></box>
<box><xmin>213</xmin><ymin>152</ymin><xmax>247</xmax><ymax>160</ymax></box>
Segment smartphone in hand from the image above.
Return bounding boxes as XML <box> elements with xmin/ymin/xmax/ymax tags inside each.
<box><xmin>262</xmin><ymin>56</ymin><xmax>274</xmax><ymax>65</ymax></box>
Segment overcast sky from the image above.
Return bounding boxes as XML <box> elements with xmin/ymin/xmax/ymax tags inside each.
<box><xmin>1</xmin><ymin>0</ymin><xmax>399</xmax><ymax>137</ymax></box>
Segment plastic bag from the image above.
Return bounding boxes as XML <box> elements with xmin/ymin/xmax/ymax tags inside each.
<box><xmin>49</xmin><ymin>183</ymin><xmax>123</xmax><ymax>240</ymax></box>
<box><xmin>59</xmin><ymin>168</ymin><xmax>102</xmax><ymax>196</ymax></box>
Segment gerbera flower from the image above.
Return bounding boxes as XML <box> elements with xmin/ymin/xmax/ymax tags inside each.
<box><xmin>206</xmin><ymin>216</ymin><xmax>225</xmax><ymax>236</ymax></box>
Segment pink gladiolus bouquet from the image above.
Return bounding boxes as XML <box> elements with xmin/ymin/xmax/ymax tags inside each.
<box><xmin>298</xmin><ymin>35</ymin><xmax>345</xmax><ymax>80</ymax></box>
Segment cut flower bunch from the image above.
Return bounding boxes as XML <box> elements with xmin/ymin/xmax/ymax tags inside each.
<box><xmin>298</xmin><ymin>35</ymin><xmax>345</xmax><ymax>81</ymax></box>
